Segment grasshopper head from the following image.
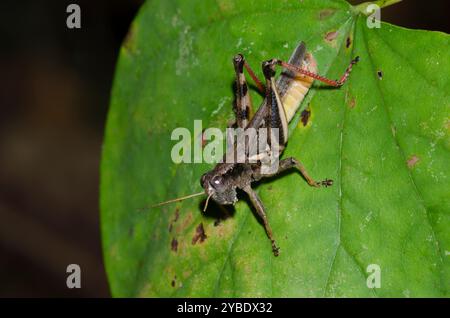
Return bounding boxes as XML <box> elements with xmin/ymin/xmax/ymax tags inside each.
<box><xmin>200</xmin><ymin>171</ymin><xmax>238</xmax><ymax>206</ymax></box>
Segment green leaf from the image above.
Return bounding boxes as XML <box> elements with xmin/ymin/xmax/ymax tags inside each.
<box><xmin>354</xmin><ymin>0</ymin><xmax>403</xmax><ymax>15</ymax></box>
<box><xmin>101</xmin><ymin>0</ymin><xmax>450</xmax><ymax>297</ymax></box>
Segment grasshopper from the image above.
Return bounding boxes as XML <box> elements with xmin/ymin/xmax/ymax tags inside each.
<box><xmin>155</xmin><ymin>42</ymin><xmax>359</xmax><ymax>256</ymax></box>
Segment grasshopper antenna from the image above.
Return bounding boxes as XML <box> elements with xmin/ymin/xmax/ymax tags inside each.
<box><xmin>142</xmin><ymin>191</ymin><xmax>205</xmax><ymax>210</ymax></box>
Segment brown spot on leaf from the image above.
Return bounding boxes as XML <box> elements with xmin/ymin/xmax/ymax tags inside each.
<box><xmin>178</xmin><ymin>212</ymin><xmax>193</xmax><ymax>233</ymax></box>
<box><xmin>348</xmin><ymin>97</ymin><xmax>356</xmax><ymax>109</ymax></box>
<box><xmin>300</xmin><ymin>109</ymin><xmax>311</xmax><ymax>126</ymax></box>
<box><xmin>445</xmin><ymin>119</ymin><xmax>450</xmax><ymax>131</ymax></box>
<box><xmin>217</xmin><ymin>0</ymin><xmax>235</xmax><ymax>13</ymax></box>
<box><xmin>377</xmin><ymin>70</ymin><xmax>383</xmax><ymax>80</ymax></box>
<box><xmin>192</xmin><ymin>223</ymin><xmax>207</xmax><ymax>245</ymax></box>
<box><xmin>183</xmin><ymin>270</ymin><xmax>192</xmax><ymax>279</ymax></box>
<box><xmin>319</xmin><ymin>9</ymin><xmax>335</xmax><ymax>20</ymax></box>
<box><xmin>346</xmin><ymin>36</ymin><xmax>352</xmax><ymax>48</ymax></box>
<box><xmin>325</xmin><ymin>31</ymin><xmax>338</xmax><ymax>42</ymax></box>
<box><xmin>171</xmin><ymin>238</ymin><xmax>178</xmax><ymax>252</ymax></box>
<box><xmin>407</xmin><ymin>155</ymin><xmax>420</xmax><ymax>169</ymax></box>
<box><xmin>168</xmin><ymin>208</ymin><xmax>180</xmax><ymax>232</ymax></box>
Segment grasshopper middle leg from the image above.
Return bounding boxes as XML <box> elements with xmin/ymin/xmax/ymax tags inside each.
<box><xmin>277</xmin><ymin>157</ymin><xmax>333</xmax><ymax>187</ymax></box>
<box><xmin>254</xmin><ymin>157</ymin><xmax>333</xmax><ymax>187</ymax></box>
<box><xmin>232</xmin><ymin>54</ymin><xmax>265</xmax><ymax>128</ymax></box>
<box><xmin>246</xmin><ymin>157</ymin><xmax>332</xmax><ymax>256</ymax></box>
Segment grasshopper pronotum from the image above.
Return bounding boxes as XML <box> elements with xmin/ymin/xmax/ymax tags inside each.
<box><xmin>154</xmin><ymin>42</ymin><xmax>359</xmax><ymax>256</ymax></box>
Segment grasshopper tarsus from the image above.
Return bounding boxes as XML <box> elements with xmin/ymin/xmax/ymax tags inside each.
<box><xmin>320</xmin><ymin>178</ymin><xmax>334</xmax><ymax>187</ymax></box>
<box><xmin>272</xmin><ymin>242</ymin><xmax>280</xmax><ymax>257</ymax></box>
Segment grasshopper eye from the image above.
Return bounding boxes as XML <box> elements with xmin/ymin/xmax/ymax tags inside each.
<box><xmin>211</xmin><ymin>175</ymin><xmax>224</xmax><ymax>189</ymax></box>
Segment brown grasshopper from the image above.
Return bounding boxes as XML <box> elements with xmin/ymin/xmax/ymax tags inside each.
<box><xmin>155</xmin><ymin>42</ymin><xmax>359</xmax><ymax>256</ymax></box>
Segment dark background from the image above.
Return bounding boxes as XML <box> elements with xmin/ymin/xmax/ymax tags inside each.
<box><xmin>0</xmin><ymin>0</ymin><xmax>448</xmax><ymax>297</ymax></box>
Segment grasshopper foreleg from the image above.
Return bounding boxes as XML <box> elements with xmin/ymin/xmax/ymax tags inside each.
<box><xmin>244</xmin><ymin>157</ymin><xmax>332</xmax><ymax>256</ymax></box>
<box><xmin>243</xmin><ymin>185</ymin><xmax>280</xmax><ymax>256</ymax></box>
